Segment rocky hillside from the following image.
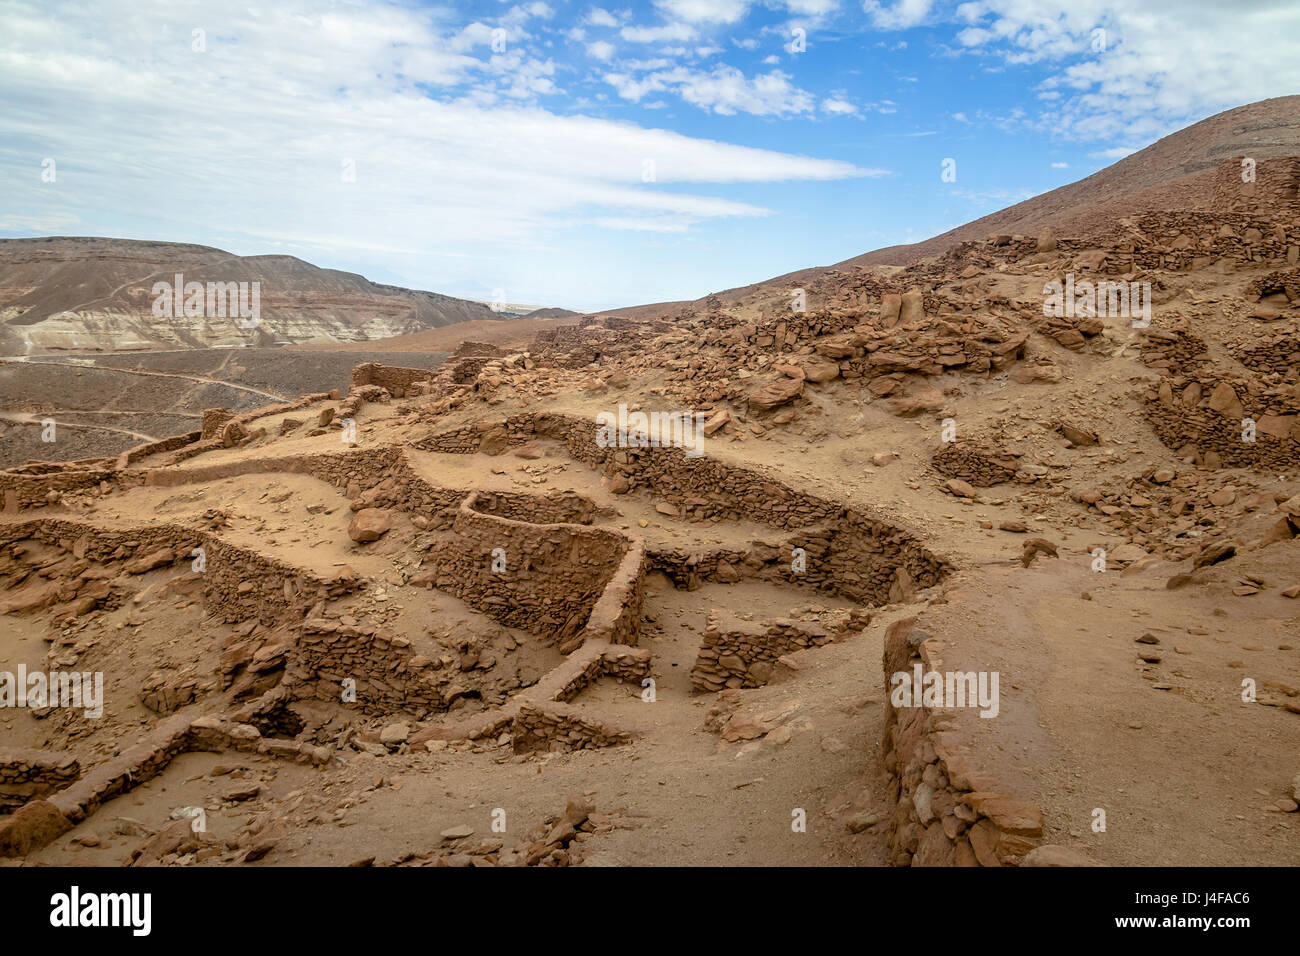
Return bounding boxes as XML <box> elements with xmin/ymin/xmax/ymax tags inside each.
<box><xmin>0</xmin><ymin>237</ymin><xmax>501</xmax><ymax>354</ymax></box>
<box><xmin>598</xmin><ymin>95</ymin><xmax>1300</xmax><ymax>319</ymax></box>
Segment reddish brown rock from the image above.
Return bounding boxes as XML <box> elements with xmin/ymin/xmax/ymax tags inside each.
<box><xmin>349</xmin><ymin>508</ymin><xmax>392</xmax><ymax>542</ymax></box>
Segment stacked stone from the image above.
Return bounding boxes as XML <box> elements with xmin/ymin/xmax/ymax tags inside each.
<box><xmin>1211</xmin><ymin>156</ymin><xmax>1300</xmax><ymax>213</ymax></box>
<box><xmin>349</xmin><ymin>362</ymin><xmax>436</xmax><ymax>396</ymax></box>
<box><xmin>1139</xmin><ymin>328</ymin><xmax>1210</xmax><ymax>371</ymax></box>
<box><xmin>599</xmin><ymin>645</ymin><xmax>652</xmax><ymax>684</ymax></box>
<box><xmin>1231</xmin><ymin>332</ymin><xmax>1300</xmax><ymax>381</ymax></box>
<box><xmin>419</xmin><ymin>496</ymin><xmax>628</xmax><ymax>643</ymax></box>
<box><xmin>120</xmin><ymin>430</ymin><xmax>202</xmax><ymax>466</ymax></box>
<box><xmin>0</xmin><ymin>518</ymin><xmax>360</xmax><ymax>628</ymax></box>
<box><xmin>1035</xmin><ymin>313</ymin><xmax>1105</xmax><ymax>351</ymax></box>
<box><xmin>48</xmin><ymin>712</ymin><xmax>195</xmax><ymax>825</ymax></box>
<box><xmin>289</xmin><ymin>617</ymin><xmax>448</xmax><ymax>718</ymax></box>
<box><xmin>511</xmin><ymin>702</ymin><xmax>631</xmax><ymax>753</ymax></box>
<box><xmin>931</xmin><ymin>444</ymin><xmax>1020</xmax><ymax>487</ymax></box>
<box><xmin>648</xmin><ymin>546</ymin><xmax>754</xmax><ymax>589</ymax></box>
<box><xmin>415</xmin><ymin>411</ymin><xmax>950</xmax><ymax>605</ymax></box>
<box><xmin>583</xmin><ymin>544</ymin><xmax>647</xmax><ymax>648</ymax></box>
<box><xmin>201</xmin><ymin>407</ymin><xmax>234</xmax><ymax>439</ymax></box>
<box><xmin>1244</xmin><ymin>269</ymin><xmax>1300</xmax><ymax>302</ymax></box>
<box><xmin>691</xmin><ymin>611</ymin><xmax>832</xmax><ymax>691</ymax></box>
<box><xmin>1123</xmin><ymin>210</ymin><xmax>1298</xmax><ymax>269</ymax></box>
<box><xmin>881</xmin><ymin>618</ymin><xmax>1053</xmax><ymax>867</ymax></box>
<box><xmin>1144</xmin><ymin>398</ymin><xmax>1300</xmax><ymax>470</ymax></box>
<box><xmin>0</xmin><ymin>750</ymin><xmax>80</xmax><ymax>811</ymax></box>
<box><xmin>4</xmin><ymin>459</ymin><xmax>113</xmax><ymax>476</ymax></box>
<box><xmin>471</xmin><ymin>490</ymin><xmax>602</xmax><ymax>525</ymax></box>
<box><xmin>0</xmin><ymin>468</ymin><xmax>114</xmax><ymax>508</ymax></box>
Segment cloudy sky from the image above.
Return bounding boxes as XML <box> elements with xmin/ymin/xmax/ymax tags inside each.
<box><xmin>3</xmin><ymin>0</ymin><xmax>1299</xmax><ymax>311</ymax></box>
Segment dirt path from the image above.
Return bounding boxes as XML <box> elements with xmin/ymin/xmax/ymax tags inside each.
<box><xmin>1</xmin><ymin>358</ymin><xmax>288</xmax><ymax>402</ymax></box>
<box><xmin>0</xmin><ymin>411</ymin><xmax>158</xmax><ymax>442</ymax></box>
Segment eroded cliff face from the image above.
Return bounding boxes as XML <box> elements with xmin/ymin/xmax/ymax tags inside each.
<box><xmin>0</xmin><ymin>237</ymin><xmax>497</xmax><ymax>353</ymax></box>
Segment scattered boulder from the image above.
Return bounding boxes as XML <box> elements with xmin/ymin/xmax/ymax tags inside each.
<box><xmin>349</xmin><ymin>508</ymin><xmax>392</xmax><ymax>543</ymax></box>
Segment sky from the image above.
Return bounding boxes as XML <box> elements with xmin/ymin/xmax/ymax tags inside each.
<box><xmin>3</xmin><ymin>0</ymin><xmax>1299</xmax><ymax>312</ymax></box>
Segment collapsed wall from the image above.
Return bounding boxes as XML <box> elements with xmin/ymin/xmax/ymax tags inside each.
<box><xmin>349</xmin><ymin>361</ymin><xmax>437</xmax><ymax>396</ymax></box>
<box><xmin>0</xmin><ymin>750</ymin><xmax>80</xmax><ymax>813</ymax></box>
<box><xmin>415</xmin><ymin>411</ymin><xmax>952</xmax><ymax>605</ymax></box>
<box><xmin>1141</xmin><ymin>326</ymin><xmax>1300</xmax><ymax>470</ymax></box>
<box><xmin>691</xmin><ymin>609</ymin><xmax>832</xmax><ymax>691</ymax></box>
<box><xmin>0</xmin><ymin>518</ymin><xmax>362</xmax><ymax>627</ymax></box>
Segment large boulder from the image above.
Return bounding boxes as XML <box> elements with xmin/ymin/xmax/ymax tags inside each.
<box><xmin>748</xmin><ymin>376</ymin><xmax>804</xmax><ymax>411</ymax></box>
<box><xmin>799</xmin><ymin>357</ymin><xmax>841</xmax><ymax>384</ymax></box>
<box><xmin>899</xmin><ymin>289</ymin><xmax>925</xmax><ymax>324</ymax></box>
<box><xmin>0</xmin><ymin>800</ymin><xmax>71</xmax><ymax>857</ymax></box>
<box><xmin>348</xmin><ymin>508</ymin><xmax>392</xmax><ymax>543</ymax></box>
<box><xmin>1207</xmin><ymin>382</ymin><xmax>1244</xmax><ymax>420</ymax></box>
<box><xmin>879</xmin><ymin>293</ymin><xmax>902</xmax><ymax>327</ymax></box>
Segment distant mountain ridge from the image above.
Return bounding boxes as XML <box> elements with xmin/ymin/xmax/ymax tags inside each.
<box><xmin>0</xmin><ymin>236</ymin><xmax>507</xmax><ymax>354</ymax></box>
<box><xmin>594</xmin><ymin>94</ymin><xmax>1300</xmax><ymax>317</ymax></box>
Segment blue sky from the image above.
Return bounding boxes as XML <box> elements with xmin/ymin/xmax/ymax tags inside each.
<box><xmin>3</xmin><ymin>0</ymin><xmax>1299</xmax><ymax>311</ymax></box>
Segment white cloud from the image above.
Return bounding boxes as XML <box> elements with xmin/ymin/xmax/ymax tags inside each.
<box><xmin>784</xmin><ymin>0</ymin><xmax>839</xmax><ymax>14</ymax></box>
<box><xmin>654</xmin><ymin>0</ymin><xmax>752</xmax><ymax>24</ymax></box>
<box><xmin>0</xmin><ymin>212</ymin><xmax>81</xmax><ymax>231</ymax></box>
<box><xmin>862</xmin><ymin>0</ymin><xmax>934</xmax><ymax>29</ymax></box>
<box><xmin>0</xmin><ymin>0</ymin><xmax>867</xmax><ymax>301</ymax></box>
<box><xmin>588</xmin><ymin>40</ymin><xmax>616</xmax><ymax>60</ymax></box>
<box><xmin>821</xmin><ymin>97</ymin><xmax>858</xmax><ymax>115</ymax></box>
<box><xmin>1094</xmin><ymin>146</ymin><xmax>1138</xmax><ymax>159</ymax></box>
<box><xmin>585</xmin><ymin>7</ymin><xmax>621</xmax><ymax>27</ymax></box>
<box><xmin>607</xmin><ymin>65</ymin><xmax>818</xmax><ymax>116</ymax></box>
<box><xmin>1051</xmin><ymin>161</ymin><xmax>1069</xmax><ymax>168</ymax></box>
<box><xmin>936</xmin><ymin>1</ymin><xmax>1300</xmax><ymax>141</ymax></box>
<box><xmin>620</xmin><ymin>22</ymin><xmax>697</xmax><ymax>43</ymax></box>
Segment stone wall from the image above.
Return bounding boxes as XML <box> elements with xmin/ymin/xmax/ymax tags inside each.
<box><xmin>286</xmin><ymin>616</ymin><xmax>446</xmax><ymax>717</ymax></box>
<box><xmin>0</xmin><ymin>467</ymin><xmax>114</xmax><ymax>509</ymax></box>
<box><xmin>1232</xmin><ymin>331</ymin><xmax>1300</xmax><ymax>382</ymax></box>
<box><xmin>931</xmin><ymin>443</ymin><xmax>1021</xmax><ymax>487</ymax></box>
<box><xmin>1126</xmin><ymin>211</ymin><xmax>1299</xmax><ymax>270</ymax></box>
<box><xmin>0</xmin><ymin>749</ymin><xmax>80</xmax><ymax>812</ymax></box>
<box><xmin>1212</xmin><ymin>156</ymin><xmax>1300</xmax><ymax>214</ymax></box>
<box><xmin>415</xmin><ymin>411</ymin><xmax>951</xmax><ymax>605</ymax></box>
<box><xmin>881</xmin><ymin>617</ymin><xmax>1050</xmax><ymax>867</ymax></box>
<box><xmin>0</xmin><ymin>712</ymin><xmax>330</xmax><ymax>856</ymax></box>
<box><xmin>511</xmin><ymin>702</ymin><xmax>632</xmax><ymax>753</ymax></box>
<box><xmin>119</xmin><ymin>430</ymin><xmax>201</xmax><ymax>467</ymax></box>
<box><xmin>201</xmin><ymin>408</ymin><xmax>233</xmax><ymax>439</ymax></box>
<box><xmin>418</xmin><ymin>492</ymin><xmax>634</xmax><ymax>649</ymax></box>
<box><xmin>349</xmin><ymin>362</ymin><xmax>438</xmax><ymax>396</ymax></box>
<box><xmin>691</xmin><ymin>609</ymin><xmax>832</xmax><ymax>691</ymax></box>
<box><xmin>1144</xmin><ymin>397</ymin><xmax>1299</xmax><ymax>470</ymax></box>
<box><xmin>0</xmin><ymin>518</ymin><xmax>362</xmax><ymax>628</ymax></box>
<box><xmin>469</xmin><ymin>489</ymin><xmax>604</xmax><ymax>525</ymax></box>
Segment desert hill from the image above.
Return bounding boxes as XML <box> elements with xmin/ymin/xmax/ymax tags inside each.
<box><xmin>594</xmin><ymin>94</ymin><xmax>1300</xmax><ymax>319</ymax></box>
<box><xmin>0</xmin><ymin>237</ymin><xmax>504</xmax><ymax>354</ymax></box>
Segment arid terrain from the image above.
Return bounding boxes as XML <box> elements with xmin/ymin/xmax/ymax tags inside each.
<box><xmin>1</xmin><ymin>102</ymin><xmax>1298</xmax><ymax>870</ymax></box>
<box><xmin>0</xmin><ymin>237</ymin><xmax>536</xmax><ymax>354</ymax></box>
